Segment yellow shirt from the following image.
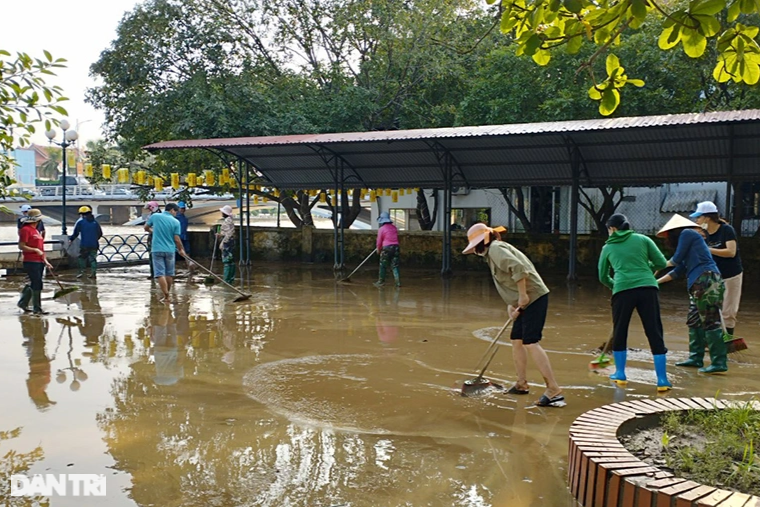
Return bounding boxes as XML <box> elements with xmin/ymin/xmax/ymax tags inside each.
<box><xmin>485</xmin><ymin>241</ymin><xmax>550</xmax><ymax>307</ymax></box>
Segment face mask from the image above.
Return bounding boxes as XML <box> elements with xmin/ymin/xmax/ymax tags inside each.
<box><xmin>700</xmin><ymin>223</ymin><xmax>708</xmax><ymax>230</ymax></box>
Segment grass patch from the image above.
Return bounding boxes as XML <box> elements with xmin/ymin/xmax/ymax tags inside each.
<box><xmin>658</xmin><ymin>400</ymin><xmax>760</xmax><ymax>495</ymax></box>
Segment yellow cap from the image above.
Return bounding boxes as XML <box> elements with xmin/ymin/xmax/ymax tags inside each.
<box><xmin>78</xmin><ymin>205</ymin><xmax>92</xmax><ymax>214</ymax></box>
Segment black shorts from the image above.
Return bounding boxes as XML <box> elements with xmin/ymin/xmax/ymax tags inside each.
<box><xmin>510</xmin><ymin>293</ymin><xmax>549</xmax><ymax>345</ymax></box>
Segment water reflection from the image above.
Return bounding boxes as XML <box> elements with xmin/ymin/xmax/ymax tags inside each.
<box><xmin>20</xmin><ymin>315</ymin><xmax>56</xmax><ymax>410</ymax></box>
<box><xmin>149</xmin><ymin>303</ymin><xmax>183</xmax><ymax>386</ymax></box>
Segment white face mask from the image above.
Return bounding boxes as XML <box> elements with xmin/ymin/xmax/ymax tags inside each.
<box><xmin>700</xmin><ymin>222</ymin><xmax>709</xmax><ymax>230</ymax></box>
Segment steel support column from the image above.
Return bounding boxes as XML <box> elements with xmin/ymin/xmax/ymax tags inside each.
<box><xmin>245</xmin><ymin>161</ymin><xmax>251</xmax><ymax>265</ymax></box>
<box><xmin>441</xmin><ymin>153</ymin><xmax>453</xmax><ymax>278</ymax></box>
<box><xmin>725</xmin><ymin>125</ymin><xmax>735</xmax><ymax>221</ymax></box>
<box><xmin>568</xmin><ymin>149</ymin><xmax>580</xmax><ymax>282</ymax></box>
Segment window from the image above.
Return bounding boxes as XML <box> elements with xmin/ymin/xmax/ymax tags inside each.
<box><xmin>451</xmin><ymin>208</ymin><xmax>491</xmax><ymax>231</ymax></box>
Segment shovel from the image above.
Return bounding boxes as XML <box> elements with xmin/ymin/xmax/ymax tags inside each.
<box><xmin>49</xmin><ymin>268</ymin><xmax>79</xmax><ymax>299</ymax></box>
<box><xmin>183</xmin><ymin>253</ymin><xmax>251</xmax><ymax>302</ymax></box>
<box><xmin>337</xmin><ymin>249</ymin><xmax>376</xmax><ymax>283</ymax></box>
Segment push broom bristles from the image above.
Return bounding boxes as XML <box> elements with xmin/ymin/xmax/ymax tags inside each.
<box><xmin>726</xmin><ymin>336</ymin><xmax>748</xmax><ymax>354</ymax></box>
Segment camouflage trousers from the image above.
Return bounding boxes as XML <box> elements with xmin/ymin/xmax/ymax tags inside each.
<box><xmin>686</xmin><ymin>271</ymin><xmax>725</xmax><ymax>332</ymax></box>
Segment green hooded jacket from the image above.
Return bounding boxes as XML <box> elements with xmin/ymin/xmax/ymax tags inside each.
<box><xmin>598</xmin><ymin>230</ymin><xmax>668</xmax><ymax>295</ymax></box>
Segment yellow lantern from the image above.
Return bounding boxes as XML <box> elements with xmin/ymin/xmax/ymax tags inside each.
<box><xmin>221</xmin><ymin>168</ymin><xmax>230</xmax><ymax>186</ymax></box>
<box><xmin>309</xmin><ymin>189</ymin><xmax>317</xmax><ymax>197</ymax></box>
<box><xmin>369</xmin><ymin>190</ymin><xmax>377</xmax><ymax>202</ymax></box>
<box><xmin>263</xmin><ymin>196</ymin><xmax>268</xmax><ymax>203</ymax></box>
<box><xmin>68</xmin><ymin>151</ymin><xmax>76</xmax><ymax>168</ymax></box>
<box><xmin>197</xmin><ymin>175</ymin><xmax>204</xmax><ymax>186</ymax></box>
<box><xmin>392</xmin><ymin>190</ymin><xmax>399</xmax><ymax>203</ymax></box>
<box><xmin>102</xmin><ymin>164</ymin><xmax>111</xmax><ymax>180</ymax></box>
<box><xmin>154</xmin><ymin>176</ymin><xmax>164</xmax><ymax>192</ymax></box>
<box><xmin>254</xmin><ymin>195</ymin><xmax>259</xmax><ymax>204</ymax></box>
<box><xmin>399</xmin><ymin>188</ymin><xmax>405</xmax><ymax>196</ymax></box>
<box><xmin>320</xmin><ymin>191</ymin><xmax>327</xmax><ymax>203</ymax></box>
<box><xmin>414</xmin><ymin>187</ymin><xmax>420</xmax><ymax>192</ymax></box>
<box><xmin>273</xmin><ymin>188</ymin><xmax>280</xmax><ymax>198</ymax></box>
<box><xmin>407</xmin><ymin>188</ymin><xmax>413</xmax><ymax>194</ymax></box>
<box><xmin>135</xmin><ymin>171</ymin><xmax>146</xmax><ymax>185</ymax></box>
<box><xmin>171</xmin><ymin>173</ymin><xmax>180</xmax><ymax>190</ymax></box>
<box><xmin>187</xmin><ymin>173</ymin><xmax>196</xmax><ymax>187</ymax></box>
<box><xmin>146</xmin><ymin>176</ymin><xmax>154</xmax><ymax>187</ymax></box>
<box><xmin>84</xmin><ymin>163</ymin><xmax>93</xmax><ymax>178</ymax></box>
<box><xmin>205</xmin><ymin>170</ymin><xmax>215</xmax><ymax>186</ymax></box>
<box><xmin>361</xmin><ymin>189</ymin><xmax>367</xmax><ymax>199</ymax></box>
<box><xmin>116</xmin><ymin>168</ymin><xmax>129</xmax><ymax>183</ymax></box>
<box><xmin>384</xmin><ymin>188</ymin><xmax>391</xmax><ymax>196</ymax></box>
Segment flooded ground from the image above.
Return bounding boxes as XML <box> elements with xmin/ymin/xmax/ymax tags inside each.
<box><xmin>0</xmin><ymin>265</ymin><xmax>758</xmax><ymax>507</ymax></box>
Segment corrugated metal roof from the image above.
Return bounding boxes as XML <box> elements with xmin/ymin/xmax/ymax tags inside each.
<box><xmin>143</xmin><ymin>110</ymin><xmax>760</xmax><ymax>188</ymax></box>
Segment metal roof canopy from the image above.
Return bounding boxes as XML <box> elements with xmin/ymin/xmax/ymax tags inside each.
<box><xmin>143</xmin><ymin>109</ymin><xmax>760</xmax><ymax>279</ymax></box>
<box><xmin>145</xmin><ymin>109</ymin><xmax>760</xmax><ymax>189</ymax></box>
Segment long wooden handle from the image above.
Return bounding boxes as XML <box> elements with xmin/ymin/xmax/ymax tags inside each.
<box><xmin>343</xmin><ymin>249</ymin><xmax>376</xmax><ymax>280</ymax></box>
<box><xmin>183</xmin><ymin>253</ymin><xmax>249</xmax><ymax>297</ymax></box>
<box><xmin>473</xmin><ymin>317</ymin><xmax>514</xmax><ymax>380</ymax></box>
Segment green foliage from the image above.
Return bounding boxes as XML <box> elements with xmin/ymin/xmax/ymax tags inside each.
<box><xmin>493</xmin><ymin>0</ymin><xmax>760</xmax><ymax>114</ymax></box>
<box><xmin>0</xmin><ymin>427</ymin><xmax>48</xmax><ymax>506</ymax></box>
<box><xmin>660</xmin><ymin>400</ymin><xmax>760</xmax><ymax>494</ymax></box>
<box><xmin>0</xmin><ymin>49</ymin><xmax>68</xmax><ymax>196</ymax></box>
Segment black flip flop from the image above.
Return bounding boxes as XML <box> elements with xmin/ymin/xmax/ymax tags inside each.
<box><xmin>535</xmin><ymin>394</ymin><xmax>566</xmax><ymax>407</ymax></box>
<box><xmin>506</xmin><ymin>385</ymin><xmax>530</xmax><ymax>395</ymax></box>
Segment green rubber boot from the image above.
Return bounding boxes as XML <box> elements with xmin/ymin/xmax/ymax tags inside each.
<box><xmin>32</xmin><ymin>290</ymin><xmax>48</xmax><ymax>315</ymax></box>
<box><xmin>392</xmin><ymin>266</ymin><xmax>401</xmax><ymax>287</ymax></box>
<box><xmin>17</xmin><ymin>285</ymin><xmax>32</xmax><ymax>312</ymax></box>
<box><xmin>90</xmin><ymin>259</ymin><xmax>98</xmax><ymax>278</ymax></box>
<box><xmin>223</xmin><ymin>263</ymin><xmax>236</xmax><ymax>284</ymax></box>
<box><xmin>77</xmin><ymin>258</ymin><xmax>86</xmax><ymax>278</ymax></box>
<box><xmin>676</xmin><ymin>327</ymin><xmax>705</xmax><ymax>368</ymax></box>
<box><xmin>699</xmin><ymin>328</ymin><xmax>728</xmax><ymax>374</ymax></box>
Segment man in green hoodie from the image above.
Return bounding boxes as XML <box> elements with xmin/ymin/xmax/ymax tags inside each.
<box><xmin>598</xmin><ymin>213</ymin><xmax>671</xmax><ymax>391</ymax></box>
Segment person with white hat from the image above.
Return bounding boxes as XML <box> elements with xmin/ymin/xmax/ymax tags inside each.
<box><xmin>690</xmin><ymin>201</ymin><xmax>743</xmax><ymax>339</ymax></box>
<box><xmin>17</xmin><ymin>209</ymin><xmax>53</xmax><ymax>314</ymax></box>
<box><xmin>462</xmin><ymin>223</ymin><xmax>564</xmax><ymax>407</ymax></box>
<box><xmin>374</xmin><ymin>211</ymin><xmax>401</xmax><ymax>287</ymax></box>
<box><xmin>17</xmin><ymin>204</ymin><xmax>45</xmax><ymax>239</ymax></box>
<box><xmin>656</xmin><ymin>214</ymin><xmax>727</xmax><ymax>374</ymax></box>
<box><xmin>217</xmin><ymin>205</ymin><xmax>236</xmax><ymax>284</ymax></box>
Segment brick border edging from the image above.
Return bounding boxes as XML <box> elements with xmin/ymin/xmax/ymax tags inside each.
<box><xmin>568</xmin><ymin>397</ymin><xmax>760</xmax><ymax>507</ymax></box>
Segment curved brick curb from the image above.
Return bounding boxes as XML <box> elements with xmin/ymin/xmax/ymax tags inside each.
<box><xmin>568</xmin><ymin>397</ymin><xmax>760</xmax><ymax>507</ymax></box>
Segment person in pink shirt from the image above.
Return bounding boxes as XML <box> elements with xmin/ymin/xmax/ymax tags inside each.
<box><xmin>375</xmin><ymin>212</ymin><xmax>401</xmax><ymax>287</ymax></box>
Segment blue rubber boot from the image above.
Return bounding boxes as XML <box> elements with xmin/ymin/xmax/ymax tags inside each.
<box><xmin>609</xmin><ymin>350</ymin><xmax>627</xmax><ymax>386</ymax></box>
<box><xmin>653</xmin><ymin>354</ymin><xmax>672</xmax><ymax>392</ymax></box>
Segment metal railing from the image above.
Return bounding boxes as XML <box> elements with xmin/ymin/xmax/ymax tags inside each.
<box><xmin>97</xmin><ymin>234</ymin><xmax>150</xmax><ymax>263</ymax></box>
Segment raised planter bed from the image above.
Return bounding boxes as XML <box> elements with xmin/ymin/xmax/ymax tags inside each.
<box><xmin>568</xmin><ymin>397</ymin><xmax>760</xmax><ymax>507</ymax></box>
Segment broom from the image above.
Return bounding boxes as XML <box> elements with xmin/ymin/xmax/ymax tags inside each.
<box><xmin>589</xmin><ymin>331</ymin><xmax>614</xmax><ymax>370</ymax></box>
<box><xmin>49</xmin><ymin>268</ymin><xmax>79</xmax><ymax>299</ymax></box>
<box><xmin>720</xmin><ymin>310</ymin><xmax>748</xmax><ymax>355</ymax></box>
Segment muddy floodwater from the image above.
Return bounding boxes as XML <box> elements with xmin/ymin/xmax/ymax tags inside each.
<box><xmin>1</xmin><ymin>265</ymin><xmax>758</xmax><ymax>506</ymax></box>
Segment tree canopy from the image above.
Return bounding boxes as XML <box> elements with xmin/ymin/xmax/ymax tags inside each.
<box><xmin>0</xmin><ymin>50</ymin><xmax>68</xmax><ymax>196</ymax></box>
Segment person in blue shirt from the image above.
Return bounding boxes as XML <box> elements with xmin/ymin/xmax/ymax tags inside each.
<box><xmin>656</xmin><ymin>214</ymin><xmax>727</xmax><ymax>374</ymax></box>
<box><xmin>175</xmin><ymin>201</ymin><xmax>194</xmax><ymax>273</ymax></box>
<box><xmin>69</xmin><ymin>205</ymin><xmax>103</xmax><ymax>278</ymax></box>
<box><xmin>145</xmin><ymin>203</ymin><xmax>187</xmax><ymax>302</ymax></box>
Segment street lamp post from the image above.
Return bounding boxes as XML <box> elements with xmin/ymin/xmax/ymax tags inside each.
<box><xmin>45</xmin><ymin>120</ymin><xmax>78</xmax><ymax>235</ymax></box>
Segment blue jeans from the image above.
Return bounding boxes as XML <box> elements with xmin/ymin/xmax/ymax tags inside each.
<box><xmin>152</xmin><ymin>251</ymin><xmax>176</xmax><ymax>278</ymax></box>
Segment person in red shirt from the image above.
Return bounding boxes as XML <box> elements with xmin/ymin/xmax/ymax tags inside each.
<box><xmin>18</xmin><ymin>209</ymin><xmax>53</xmax><ymax>314</ymax></box>
<box><xmin>375</xmin><ymin>211</ymin><xmax>401</xmax><ymax>288</ymax></box>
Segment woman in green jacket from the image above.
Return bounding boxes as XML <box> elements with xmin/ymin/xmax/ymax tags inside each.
<box><xmin>598</xmin><ymin>214</ymin><xmax>671</xmax><ymax>391</ymax></box>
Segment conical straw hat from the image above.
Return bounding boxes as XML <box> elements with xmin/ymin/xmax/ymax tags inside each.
<box><xmin>656</xmin><ymin>214</ymin><xmax>699</xmax><ymax>237</ymax></box>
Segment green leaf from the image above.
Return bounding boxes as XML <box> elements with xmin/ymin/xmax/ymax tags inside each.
<box><xmin>659</xmin><ymin>26</ymin><xmax>682</xmax><ymax>50</ymax></box>
<box><xmin>588</xmin><ymin>85</ymin><xmax>603</xmax><ymax>100</ymax></box>
<box><xmin>695</xmin><ymin>15</ymin><xmax>722</xmax><ymax>37</ymax></box>
<box><xmin>599</xmin><ymin>88</ymin><xmax>620</xmax><ymax>116</ymax></box>
<box><xmin>567</xmin><ymin>35</ymin><xmax>583</xmax><ymax>54</ymax></box>
<box><xmin>563</xmin><ymin>0</ymin><xmax>583</xmax><ymax>13</ymax></box>
<box><xmin>532</xmin><ymin>49</ymin><xmax>552</xmax><ymax>65</ymax></box>
<box><xmin>631</xmin><ymin>0</ymin><xmax>648</xmax><ymax>20</ymax></box>
<box><xmin>690</xmin><ymin>0</ymin><xmax>727</xmax><ymax>15</ymax></box>
<box><xmin>627</xmin><ymin>78</ymin><xmax>645</xmax><ymax>86</ymax></box>
<box><xmin>501</xmin><ymin>11</ymin><xmax>518</xmax><ymax>33</ymax></box>
<box><xmin>742</xmin><ymin>60</ymin><xmax>760</xmax><ymax>83</ymax></box>
<box><xmin>683</xmin><ymin>29</ymin><xmax>708</xmax><ymax>57</ymax></box>
<box><xmin>522</xmin><ymin>33</ymin><xmax>543</xmax><ymax>56</ymax></box>
<box><xmin>606</xmin><ymin>54</ymin><xmax>621</xmax><ymax>75</ymax></box>
<box><xmin>728</xmin><ymin>0</ymin><xmax>741</xmax><ymax>20</ymax></box>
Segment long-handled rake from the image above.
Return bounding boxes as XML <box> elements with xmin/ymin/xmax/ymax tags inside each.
<box><xmin>204</xmin><ymin>232</ymin><xmax>220</xmax><ymax>285</ymax></box>
<box><xmin>183</xmin><ymin>254</ymin><xmax>252</xmax><ymax>302</ymax></box>
<box><xmin>337</xmin><ymin>249</ymin><xmax>376</xmax><ymax>283</ymax></box>
<box><xmin>49</xmin><ymin>268</ymin><xmax>79</xmax><ymax>299</ymax></box>
<box><xmin>461</xmin><ymin>316</ymin><xmax>516</xmax><ymax>396</ymax></box>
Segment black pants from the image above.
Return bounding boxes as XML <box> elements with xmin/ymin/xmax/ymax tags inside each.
<box><xmin>23</xmin><ymin>261</ymin><xmax>45</xmax><ymax>291</ymax></box>
<box><xmin>611</xmin><ymin>286</ymin><xmax>666</xmax><ymax>355</ymax></box>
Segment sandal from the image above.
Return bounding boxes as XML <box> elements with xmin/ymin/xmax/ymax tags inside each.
<box><xmin>506</xmin><ymin>385</ymin><xmax>530</xmax><ymax>395</ymax></box>
<box><xmin>535</xmin><ymin>394</ymin><xmax>566</xmax><ymax>407</ymax></box>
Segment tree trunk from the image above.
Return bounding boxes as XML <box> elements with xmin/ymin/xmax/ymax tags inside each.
<box><xmin>499</xmin><ymin>187</ymin><xmax>532</xmax><ymax>231</ymax></box>
<box><xmin>416</xmin><ymin>189</ymin><xmax>438</xmax><ymax>230</ymax></box>
<box><xmin>579</xmin><ymin>186</ymin><xmax>624</xmax><ymax>236</ymax></box>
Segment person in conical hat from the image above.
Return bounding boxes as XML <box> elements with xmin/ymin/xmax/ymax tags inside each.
<box><xmin>462</xmin><ymin>222</ymin><xmax>564</xmax><ymax>408</ymax></box>
<box><xmin>656</xmin><ymin>213</ymin><xmax>727</xmax><ymax>374</ymax></box>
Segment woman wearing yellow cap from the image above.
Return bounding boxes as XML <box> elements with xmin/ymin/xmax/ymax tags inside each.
<box><xmin>656</xmin><ymin>214</ymin><xmax>727</xmax><ymax>374</ymax></box>
<box><xmin>462</xmin><ymin>223</ymin><xmax>564</xmax><ymax>407</ymax></box>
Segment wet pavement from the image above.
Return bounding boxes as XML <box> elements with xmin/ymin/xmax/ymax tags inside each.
<box><xmin>0</xmin><ymin>265</ymin><xmax>758</xmax><ymax>506</ymax></box>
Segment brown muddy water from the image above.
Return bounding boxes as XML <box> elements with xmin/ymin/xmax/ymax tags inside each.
<box><xmin>1</xmin><ymin>265</ymin><xmax>758</xmax><ymax>507</ymax></box>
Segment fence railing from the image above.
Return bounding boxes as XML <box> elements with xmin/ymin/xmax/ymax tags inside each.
<box><xmin>97</xmin><ymin>234</ymin><xmax>150</xmax><ymax>263</ymax></box>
